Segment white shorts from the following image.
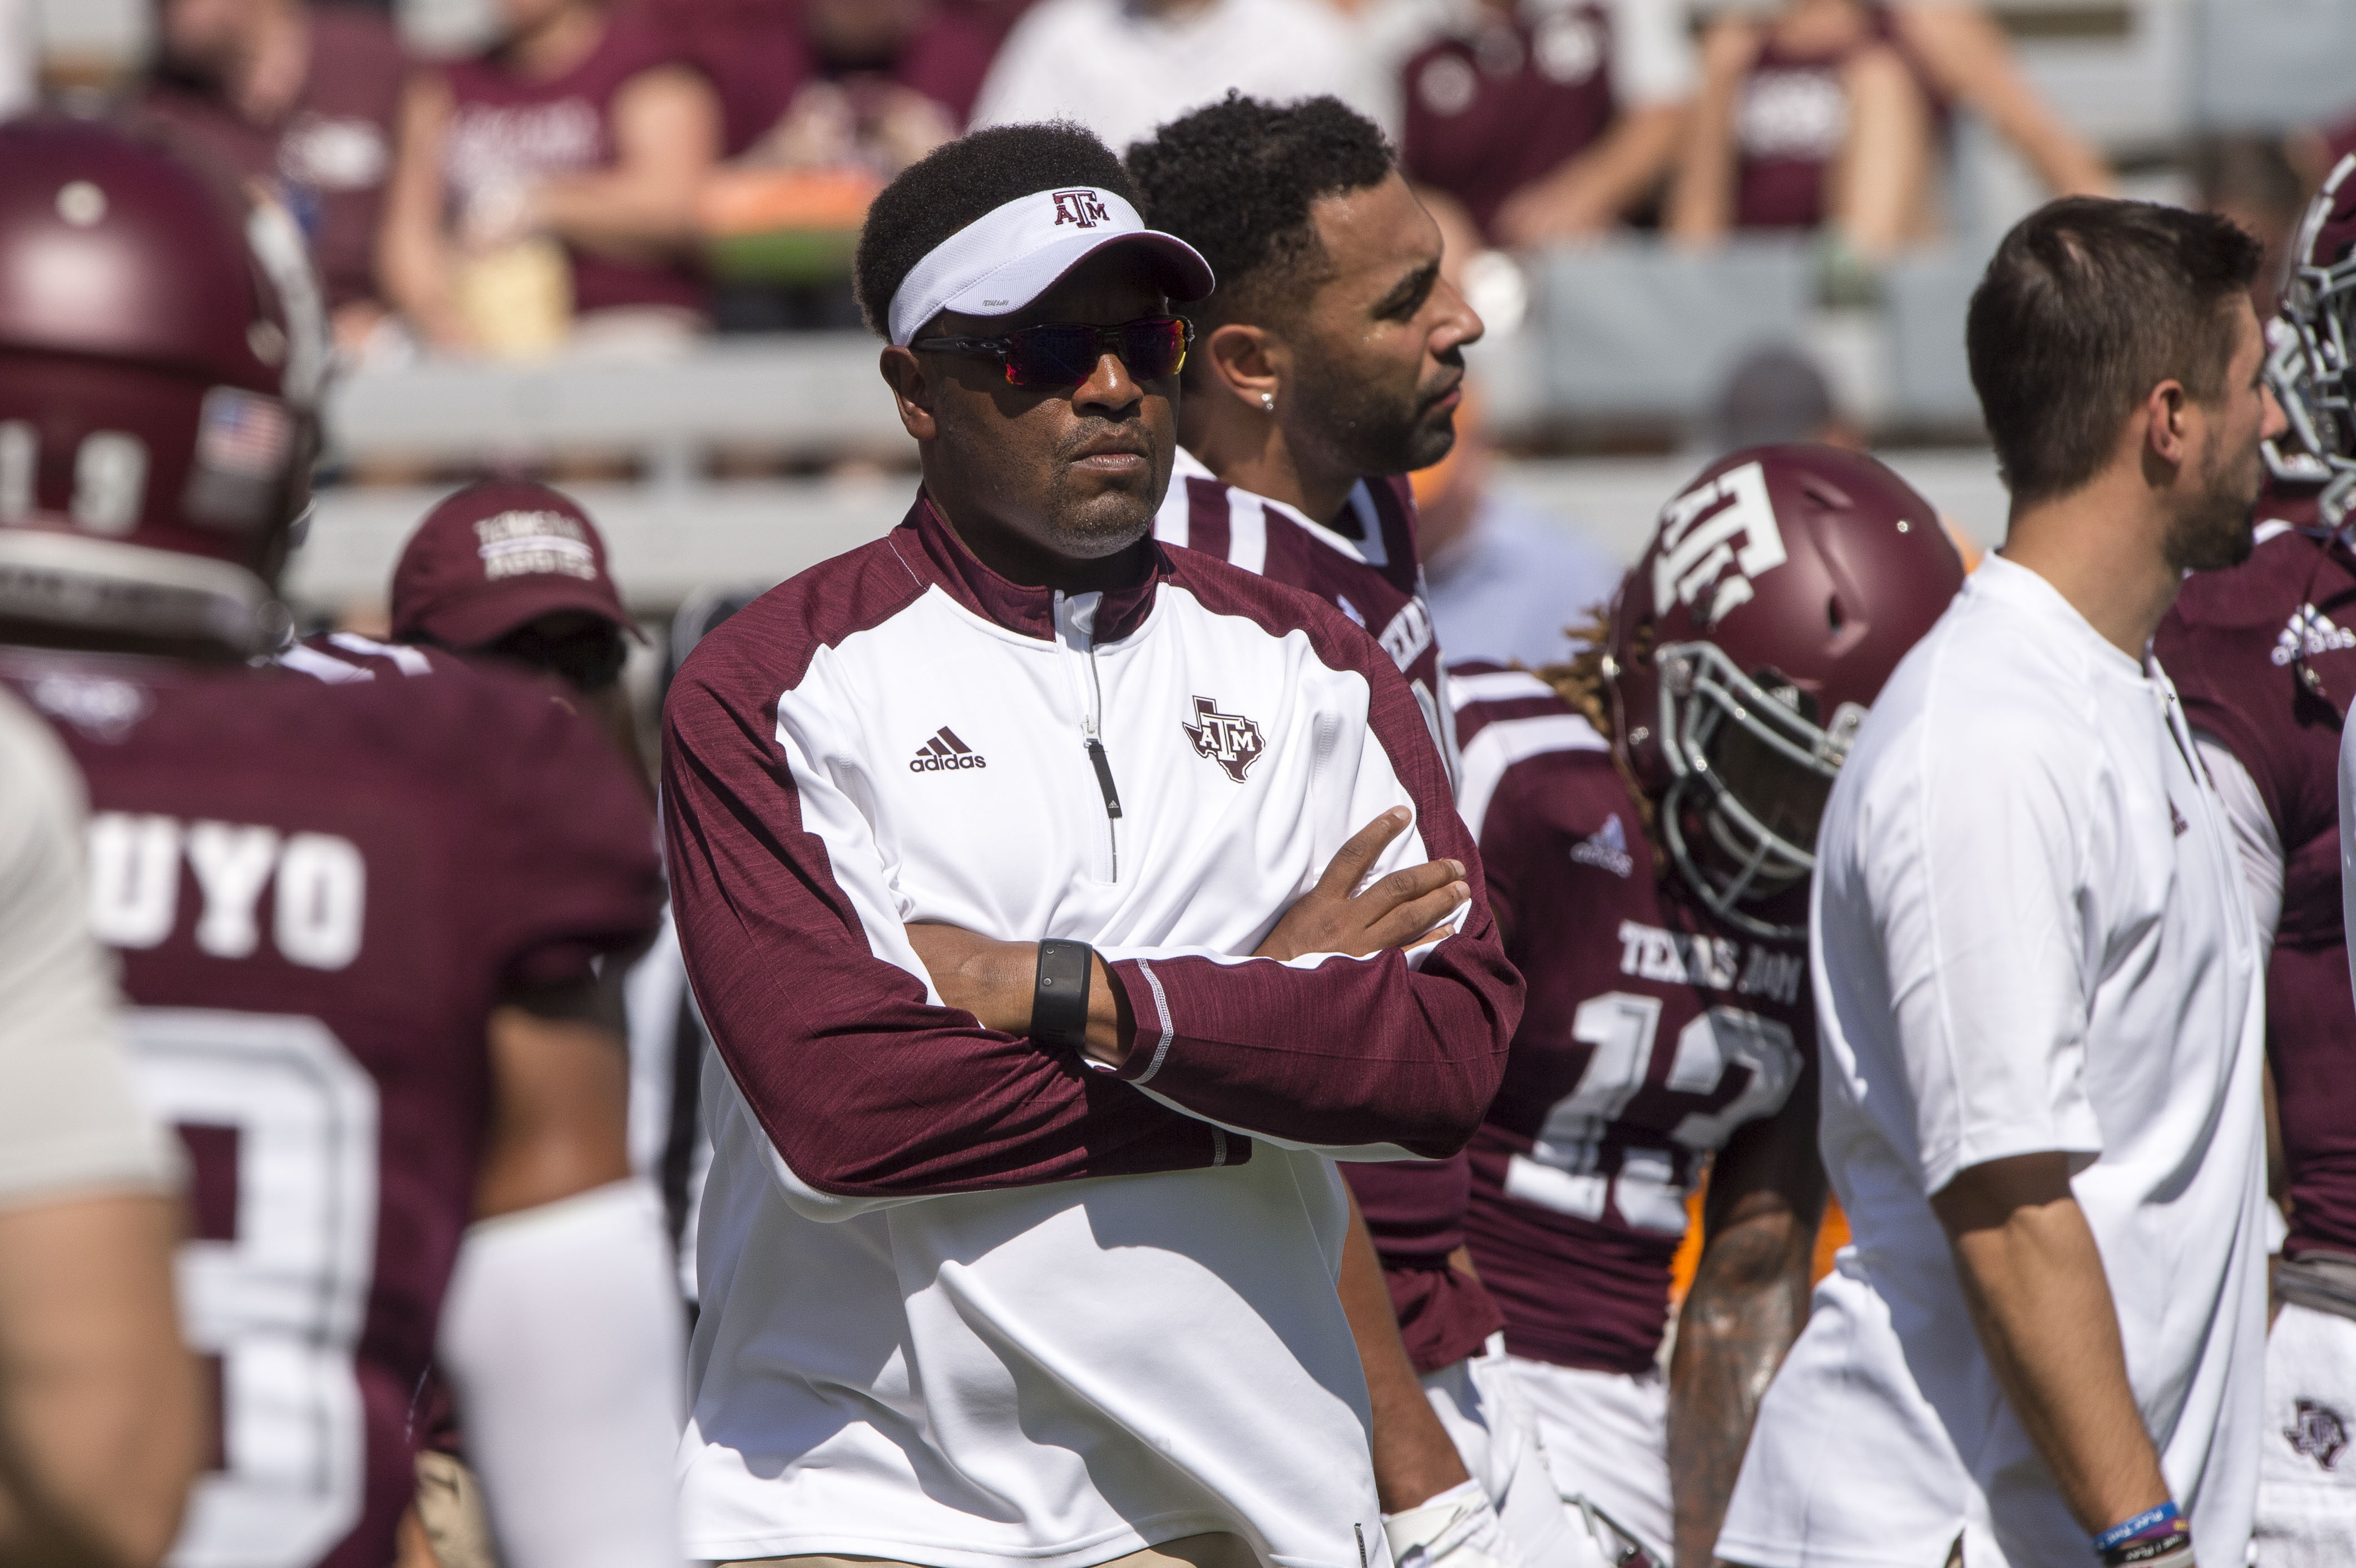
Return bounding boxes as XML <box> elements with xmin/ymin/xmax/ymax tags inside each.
<box><xmin>1506</xmin><ymin>1355</ymin><xmax>1673</xmax><ymax>1567</ymax></box>
<box><xmin>1421</xmin><ymin>1336</ymin><xmax>1589</xmax><ymax>1565</ymax></box>
<box><xmin>2256</xmin><ymin>1300</ymin><xmax>2356</xmax><ymax>1566</ymax></box>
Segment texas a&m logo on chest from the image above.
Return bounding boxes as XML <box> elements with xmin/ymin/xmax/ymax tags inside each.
<box><xmin>1052</xmin><ymin>189</ymin><xmax>1110</xmax><ymax>228</ymax></box>
<box><xmin>1183</xmin><ymin>695</ymin><xmax>1264</xmax><ymax>782</ymax></box>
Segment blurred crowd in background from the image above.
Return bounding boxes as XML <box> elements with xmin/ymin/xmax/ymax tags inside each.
<box><xmin>4</xmin><ymin>0</ymin><xmax>2354</xmax><ymax>672</ymax></box>
<box><xmin>7</xmin><ymin>0</ymin><xmax>2349</xmax><ymax>369</ymax></box>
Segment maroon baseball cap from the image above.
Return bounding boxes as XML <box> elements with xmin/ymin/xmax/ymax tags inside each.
<box><xmin>390</xmin><ymin>480</ymin><xmax>640</xmax><ymax>648</ymax></box>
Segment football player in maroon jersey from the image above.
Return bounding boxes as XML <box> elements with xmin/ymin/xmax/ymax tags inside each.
<box><xmin>0</xmin><ymin>120</ymin><xmax>683</xmax><ymax>1568</ymax></box>
<box><xmin>1451</xmin><ymin>444</ymin><xmax>1963</xmax><ymax>1567</ymax></box>
<box><xmin>2156</xmin><ymin>152</ymin><xmax>2356</xmax><ymax>1564</ymax></box>
<box><xmin>1128</xmin><ymin>95</ymin><xmax>1555</xmax><ymax>1568</ymax></box>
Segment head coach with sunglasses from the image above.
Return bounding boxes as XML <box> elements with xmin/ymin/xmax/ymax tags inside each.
<box><xmin>660</xmin><ymin>121</ymin><xmax>1521</xmax><ymax>1568</ymax></box>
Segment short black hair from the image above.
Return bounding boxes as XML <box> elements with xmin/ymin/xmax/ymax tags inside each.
<box><xmin>1967</xmin><ymin>197</ymin><xmax>2264</xmax><ymax>506</ymax></box>
<box><xmin>852</xmin><ymin>121</ymin><xmax>1138</xmax><ymax>338</ymax></box>
<box><xmin>1125</xmin><ymin>93</ymin><xmax>1392</xmax><ymax>337</ymax></box>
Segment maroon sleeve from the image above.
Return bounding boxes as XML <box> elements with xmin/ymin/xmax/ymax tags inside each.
<box><xmin>473</xmin><ymin>671</ymin><xmax>664</xmax><ymax>991</ymax></box>
<box><xmin>661</xmin><ymin>572</ymin><xmax>1228</xmax><ymax>1201</ymax></box>
<box><xmin>1098</xmin><ymin>561</ymin><xmax>1522</xmax><ymax>1159</ymax></box>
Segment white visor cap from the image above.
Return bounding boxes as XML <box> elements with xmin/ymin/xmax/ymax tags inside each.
<box><xmin>885</xmin><ymin>185</ymin><xmax>1214</xmax><ymax>347</ymax></box>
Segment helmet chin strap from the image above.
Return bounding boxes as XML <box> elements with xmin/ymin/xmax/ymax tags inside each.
<box><xmin>0</xmin><ymin>528</ymin><xmax>285</xmax><ymax>658</ymax></box>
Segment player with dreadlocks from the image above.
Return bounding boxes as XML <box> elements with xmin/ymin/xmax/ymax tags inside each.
<box><xmin>1447</xmin><ymin>446</ymin><xmax>1960</xmax><ymax>1568</ymax></box>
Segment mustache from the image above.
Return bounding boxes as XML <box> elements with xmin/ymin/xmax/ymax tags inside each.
<box><xmin>1416</xmin><ymin>359</ymin><xmax>1466</xmax><ymax>412</ymax></box>
<box><xmin>1054</xmin><ymin>422</ymin><xmax>1156</xmax><ymax>462</ymax></box>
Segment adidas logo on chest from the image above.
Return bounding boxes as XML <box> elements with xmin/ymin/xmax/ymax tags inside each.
<box><xmin>1572</xmin><ymin>813</ymin><xmax>1635</xmax><ymax>877</ymax></box>
<box><xmin>2274</xmin><ymin>604</ymin><xmax>2356</xmax><ymax>666</ymax></box>
<box><xmin>909</xmin><ymin>728</ymin><xmax>987</xmax><ymax>772</ymax></box>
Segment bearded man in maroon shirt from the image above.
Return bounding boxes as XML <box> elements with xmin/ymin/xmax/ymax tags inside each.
<box><xmin>1129</xmin><ymin>93</ymin><xmax>1557</xmax><ymax>1568</ymax></box>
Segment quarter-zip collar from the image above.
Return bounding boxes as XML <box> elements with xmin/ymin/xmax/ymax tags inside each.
<box><xmin>900</xmin><ymin>489</ymin><xmax>1167</xmax><ymax>644</ymax></box>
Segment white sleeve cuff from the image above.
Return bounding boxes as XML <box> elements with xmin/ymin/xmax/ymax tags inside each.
<box><xmin>437</xmin><ymin>1179</ymin><xmax>686</xmax><ymax>1568</ymax></box>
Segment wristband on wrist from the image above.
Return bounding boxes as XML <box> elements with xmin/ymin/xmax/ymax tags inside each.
<box><xmin>2095</xmin><ymin>1501</ymin><xmax>2190</xmax><ymax>1566</ymax></box>
<box><xmin>1031</xmin><ymin>939</ymin><xmax>1094</xmax><ymax>1050</ymax></box>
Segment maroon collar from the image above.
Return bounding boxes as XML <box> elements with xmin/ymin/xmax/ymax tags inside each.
<box><xmin>896</xmin><ymin>491</ymin><xmax>1167</xmax><ymax>643</ymax></box>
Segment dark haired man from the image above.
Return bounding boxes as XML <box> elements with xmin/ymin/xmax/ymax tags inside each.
<box><xmin>664</xmin><ymin>120</ymin><xmax>1519</xmax><ymax>1568</ymax></box>
<box><xmin>1124</xmin><ymin>96</ymin><xmax>1548</xmax><ymax>1568</ymax></box>
<box><xmin>1720</xmin><ymin>197</ymin><xmax>2283</xmax><ymax>1568</ymax></box>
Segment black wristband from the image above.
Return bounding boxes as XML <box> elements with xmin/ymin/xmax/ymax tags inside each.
<box><xmin>1033</xmin><ymin>939</ymin><xmax>1094</xmax><ymax>1050</ymax></box>
<box><xmin>2102</xmin><ymin>1533</ymin><xmax>2192</xmax><ymax>1568</ymax></box>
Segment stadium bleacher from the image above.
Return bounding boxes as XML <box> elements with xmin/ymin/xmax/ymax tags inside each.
<box><xmin>28</xmin><ymin>0</ymin><xmax>2349</xmax><ymax>617</ymax></box>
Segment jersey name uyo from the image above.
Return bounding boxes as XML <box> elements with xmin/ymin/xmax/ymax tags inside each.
<box><xmin>86</xmin><ymin>810</ymin><xmax>365</xmax><ymax>970</ymax></box>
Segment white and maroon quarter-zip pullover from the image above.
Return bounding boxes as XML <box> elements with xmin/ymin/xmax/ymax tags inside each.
<box><xmin>663</xmin><ymin>495</ymin><xmax>1519</xmax><ymax>1567</ymax></box>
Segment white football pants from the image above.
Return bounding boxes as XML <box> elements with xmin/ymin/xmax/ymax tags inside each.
<box><xmin>1424</xmin><ymin>1337</ymin><xmax>1653</xmax><ymax>1567</ymax></box>
<box><xmin>1507</xmin><ymin>1356</ymin><xmax>1673</xmax><ymax>1567</ymax></box>
<box><xmin>2256</xmin><ymin>1300</ymin><xmax>2356</xmax><ymax>1566</ymax></box>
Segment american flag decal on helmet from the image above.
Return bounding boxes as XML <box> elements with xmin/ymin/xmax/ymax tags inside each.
<box><xmin>195</xmin><ymin>387</ymin><xmax>291</xmax><ymax>478</ymax></box>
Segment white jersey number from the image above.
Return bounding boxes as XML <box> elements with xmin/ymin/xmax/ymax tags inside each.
<box><xmin>127</xmin><ymin>1009</ymin><xmax>379</xmax><ymax>1568</ymax></box>
<box><xmin>1507</xmin><ymin>994</ymin><xmax>1802</xmax><ymax>1236</ymax></box>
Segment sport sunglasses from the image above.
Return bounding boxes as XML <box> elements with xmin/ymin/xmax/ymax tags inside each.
<box><xmin>915</xmin><ymin>316</ymin><xmax>1193</xmax><ymax>389</ymax></box>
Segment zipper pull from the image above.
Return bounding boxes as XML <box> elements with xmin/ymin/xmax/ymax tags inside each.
<box><xmin>1084</xmin><ymin>737</ymin><xmax>1123</xmax><ymax>820</ymax></box>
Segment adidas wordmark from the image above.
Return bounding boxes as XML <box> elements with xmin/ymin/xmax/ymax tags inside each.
<box><xmin>910</xmin><ymin>727</ymin><xmax>987</xmax><ymax>772</ymax></box>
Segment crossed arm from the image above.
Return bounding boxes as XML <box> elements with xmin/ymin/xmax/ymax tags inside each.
<box><xmin>906</xmin><ymin>808</ymin><xmax>1469</xmax><ymax>1065</ymax></box>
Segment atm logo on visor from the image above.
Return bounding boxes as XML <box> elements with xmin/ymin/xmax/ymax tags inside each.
<box><xmin>911</xmin><ymin>728</ymin><xmax>987</xmax><ymax>772</ymax></box>
<box><xmin>1052</xmin><ymin>189</ymin><xmax>1110</xmax><ymax>228</ymax></box>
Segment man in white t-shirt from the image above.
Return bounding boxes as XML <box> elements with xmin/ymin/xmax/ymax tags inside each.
<box><xmin>1720</xmin><ymin>196</ymin><xmax>2284</xmax><ymax>1568</ymax></box>
<box><xmin>970</xmin><ymin>0</ymin><xmax>1390</xmax><ymax>155</ymax></box>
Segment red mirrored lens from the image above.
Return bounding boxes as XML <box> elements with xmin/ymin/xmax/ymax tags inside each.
<box><xmin>1001</xmin><ymin>319</ymin><xmax>1189</xmax><ymax>388</ymax></box>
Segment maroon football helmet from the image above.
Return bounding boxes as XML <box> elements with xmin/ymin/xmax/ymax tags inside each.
<box><xmin>0</xmin><ymin>117</ymin><xmax>325</xmax><ymax>654</ymax></box>
<box><xmin>1604</xmin><ymin>444</ymin><xmax>1965</xmax><ymax>938</ymax></box>
<box><xmin>2270</xmin><ymin>152</ymin><xmax>2356</xmax><ymax>507</ymax></box>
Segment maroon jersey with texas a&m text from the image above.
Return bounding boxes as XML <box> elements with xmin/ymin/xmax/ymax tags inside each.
<box><xmin>1450</xmin><ymin>663</ymin><xmax>1817</xmax><ymax>1373</ymax></box>
<box><xmin>2152</xmin><ymin>488</ymin><xmax>2356</xmax><ymax>1264</ymax></box>
<box><xmin>1152</xmin><ymin>443</ymin><xmax>1489</xmax><ymax>1370</ymax></box>
<box><xmin>4</xmin><ymin>641</ymin><xmax>660</xmax><ymax>1568</ymax></box>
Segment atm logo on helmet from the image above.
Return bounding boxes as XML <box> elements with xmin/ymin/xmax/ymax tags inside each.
<box><xmin>1652</xmin><ymin>461</ymin><xmax>1788</xmax><ymax>627</ymax></box>
<box><xmin>1052</xmin><ymin>189</ymin><xmax>1110</xmax><ymax>228</ymax></box>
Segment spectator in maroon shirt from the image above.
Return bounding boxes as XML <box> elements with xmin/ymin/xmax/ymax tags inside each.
<box><xmin>378</xmin><ymin>0</ymin><xmax>721</xmax><ymax>354</ymax></box>
<box><xmin>667</xmin><ymin>0</ymin><xmax>996</xmax><ymax>162</ymax></box>
<box><xmin>1667</xmin><ymin>0</ymin><xmax>2107</xmax><ymax>260</ymax></box>
<box><xmin>138</xmin><ymin>0</ymin><xmax>406</xmax><ymax>349</ymax></box>
<box><xmin>1400</xmin><ymin>0</ymin><xmax>1696</xmax><ymax>247</ymax></box>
